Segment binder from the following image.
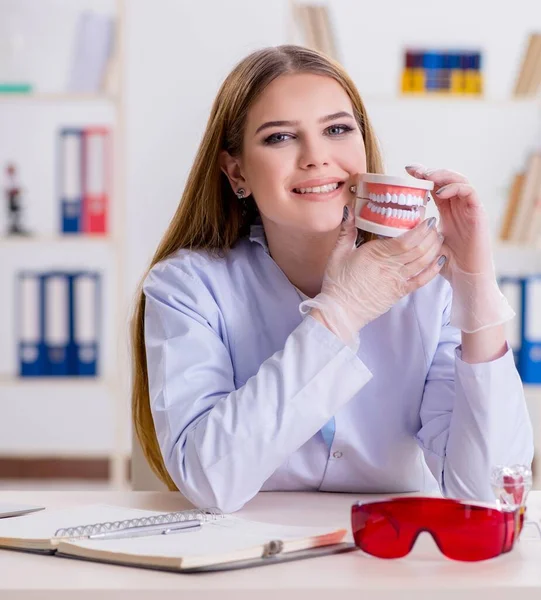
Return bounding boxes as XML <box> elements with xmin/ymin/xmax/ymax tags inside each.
<box><xmin>70</xmin><ymin>272</ymin><xmax>100</xmax><ymax>376</ymax></box>
<box><xmin>17</xmin><ymin>272</ymin><xmax>46</xmax><ymax>377</ymax></box>
<box><xmin>43</xmin><ymin>273</ymin><xmax>70</xmax><ymax>376</ymax></box>
<box><xmin>82</xmin><ymin>127</ymin><xmax>110</xmax><ymax>234</ymax></box>
<box><xmin>498</xmin><ymin>276</ymin><xmax>523</xmax><ymax>366</ymax></box>
<box><xmin>519</xmin><ymin>275</ymin><xmax>541</xmax><ymax>384</ymax></box>
<box><xmin>59</xmin><ymin>128</ymin><xmax>83</xmax><ymax>233</ymax></box>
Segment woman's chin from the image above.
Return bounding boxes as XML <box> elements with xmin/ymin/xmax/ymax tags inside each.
<box><xmin>299</xmin><ymin>212</ymin><xmax>343</xmax><ymax>234</ymax></box>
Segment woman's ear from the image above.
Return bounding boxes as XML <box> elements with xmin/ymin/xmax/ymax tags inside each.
<box><xmin>219</xmin><ymin>150</ymin><xmax>251</xmax><ymax>197</ymax></box>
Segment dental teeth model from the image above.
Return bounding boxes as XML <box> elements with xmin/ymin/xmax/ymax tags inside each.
<box><xmin>354</xmin><ymin>173</ymin><xmax>434</xmax><ymax>238</ymax></box>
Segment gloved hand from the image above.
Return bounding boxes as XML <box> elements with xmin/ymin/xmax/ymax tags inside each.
<box><xmin>405</xmin><ymin>164</ymin><xmax>515</xmax><ymax>333</ymax></box>
<box><xmin>300</xmin><ymin>206</ymin><xmax>446</xmax><ymax>351</ymax></box>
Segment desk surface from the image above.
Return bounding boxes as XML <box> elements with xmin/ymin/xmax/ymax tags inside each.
<box><xmin>0</xmin><ymin>489</ymin><xmax>540</xmax><ymax>600</ymax></box>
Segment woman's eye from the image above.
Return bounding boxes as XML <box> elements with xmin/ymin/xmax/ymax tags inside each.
<box><xmin>264</xmin><ymin>132</ymin><xmax>293</xmax><ymax>145</ymax></box>
<box><xmin>326</xmin><ymin>124</ymin><xmax>353</xmax><ymax>136</ymax></box>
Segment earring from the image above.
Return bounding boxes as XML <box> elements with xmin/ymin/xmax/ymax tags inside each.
<box><xmin>349</xmin><ymin>185</ymin><xmax>357</xmax><ymax>194</ymax></box>
<box><xmin>236</xmin><ymin>188</ymin><xmax>246</xmax><ymax>199</ymax></box>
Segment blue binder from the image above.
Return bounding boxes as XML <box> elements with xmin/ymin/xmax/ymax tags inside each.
<box><xmin>498</xmin><ymin>276</ymin><xmax>523</xmax><ymax>367</ymax></box>
<box><xmin>518</xmin><ymin>275</ymin><xmax>541</xmax><ymax>384</ymax></box>
<box><xmin>17</xmin><ymin>272</ymin><xmax>46</xmax><ymax>377</ymax></box>
<box><xmin>59</xmin><ymin>128</ymin><xmax>83</xmax><ymax>233</ymax></box>
<box><xmin>43</xmin><ymin>272</ymin><xmax>70</xmax><ymax>376</ymax></box>
<box><xmin>69</xmin><ymin>272</ymin><xmax>100</xmax><ymax>376</ymax></box>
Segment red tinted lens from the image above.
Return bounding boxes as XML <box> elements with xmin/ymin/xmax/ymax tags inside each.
<box><xmin>351</xmin><ymin>497</ymin><xmax>514</xmax><ymax>561</ymax></box>
<box><xmin>351</xmin><ymin>503</ymin><xmax>416</xmax><ymax>558</ymax></box>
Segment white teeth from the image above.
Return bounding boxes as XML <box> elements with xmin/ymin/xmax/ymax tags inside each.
<box><xmin>386</xmin><ymin>192</ymin><xmax>392</xmax><ymax>203</ymax></box>
<box><xmin>398</xmin><ymin>193</ymin><xmax>406</xmax><ymax>205</ymax></box>
<box><xmin>297</xmin><ymin>182</ymin><xmax>339</xmax><ymax>194</ymax></box>
<box><xmin>366</xmin><ymin>201</ymin><xmax>421</xmax><ymax>222</ymax></box>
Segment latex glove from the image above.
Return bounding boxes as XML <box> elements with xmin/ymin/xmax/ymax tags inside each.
<box><xmin>405</xmin><ymin>164</ymin><xmax>515</xmax><ymax>333</ymax></box>
<box><xmin>300</xmin><ymin>207</ymin><xmax>445</xmax><ymax>351</ymax></box>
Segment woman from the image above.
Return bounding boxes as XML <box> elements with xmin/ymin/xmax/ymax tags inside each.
<box><xmin>132</xmin><ymin>45</ymin><xmax>533</xmax><ymax>512</ymax></box>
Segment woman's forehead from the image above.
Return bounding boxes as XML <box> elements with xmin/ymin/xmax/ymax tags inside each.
<box><xmin>246</xmin><ymin>73</ymin><xmax>353</xmax><ymax>130</ymax></box>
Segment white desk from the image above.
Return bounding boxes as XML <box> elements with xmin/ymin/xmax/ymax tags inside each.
<box><xmin>1</xmin><ymin>489</ymin><xmax>540</xmax><ymax>600</ymax></box>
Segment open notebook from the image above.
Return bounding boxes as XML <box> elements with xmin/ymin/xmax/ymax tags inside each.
<box><xmin>0</xmin><ymin>504</ymin><xmax>352</xmax><ymax>572</ymax></box>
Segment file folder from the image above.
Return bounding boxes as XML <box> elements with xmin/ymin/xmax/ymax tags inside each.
<box><xmin>18</xmin><ymin>272</ymin><xmax>46</xmax><ymax>377</ymax></box>
<box><xmin>59</xmin><ymin>128</ymin><xmax>83</xmax><ymax>233</ymax></box>
<box><xmin>43</xmin><ymin>273</ymin><xmax>70</xmax><ymax>376</ymax></box>
<box><xmin>519</xmin><ymin>275</ymin><xmax>541</xmax><ymax>383</ymax></box>
<box><xmin>498</xmin><ymin>276</ymin><xmax>523</xmax><ymax>366</ymax></box>
<box><xmin>82</xmin><ymin>127</ymin><xmax>110</xmax><ymax>234</ymax></box>
<box><xmin>71</xmin><ymin>272</ymin><xmax>100</xmax><ymax>376</ymax></box>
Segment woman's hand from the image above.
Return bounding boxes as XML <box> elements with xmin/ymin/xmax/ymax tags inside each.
<box><xmin>303</xmin><ymin>207</ymin><xmax>445</xmax><ymax>349</ymax></box>
<box><xmin>404</xmin><ymin>164</ymin><xmax>494</xmax><ymax>277</ymax></box>
<box><xmin>404</xmin><ymin>164</ymin><xmax>515</xmax><ymax>334</ymax></box>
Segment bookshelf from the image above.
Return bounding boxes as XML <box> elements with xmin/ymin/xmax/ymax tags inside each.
<box><xmin>0</xmin><ymin>94</ymin><xmax>116</xmax><ymax>104</ymax></box>
<box><xmin>0</xmin><ymin>0</ymin><xmax>129</xmax><ymax>489</ymax></box>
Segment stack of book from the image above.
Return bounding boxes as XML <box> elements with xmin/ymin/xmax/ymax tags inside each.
<box><xmin>401</xmin><ymin>50</ymin><xmax>483</xmax><ymax>95</ymax></box>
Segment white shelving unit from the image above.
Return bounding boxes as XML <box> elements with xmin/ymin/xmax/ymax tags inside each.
<box><xmin>0</xmin><ymin>0</ymin><xmax>129</xmax><ymax>489</ymax></box>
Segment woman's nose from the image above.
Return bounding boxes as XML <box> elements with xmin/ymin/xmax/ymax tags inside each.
<box><xmin>298</xmin><ymin>137</ymin><xmax>330</xmax><ymax>169</ymax></box>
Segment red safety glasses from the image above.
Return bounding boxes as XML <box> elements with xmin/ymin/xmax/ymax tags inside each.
<box><xmin>351</xmin><ymin>496</ymin><xmax>525</xmax><ymax>562</ymax></box>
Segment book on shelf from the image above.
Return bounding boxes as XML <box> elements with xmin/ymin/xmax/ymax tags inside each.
<box><xmin>513</xmin><ymin>33</ymin><xmax>541</xmax><ymax>97</ymax></box>
<box><xmin>502</xmin><ymin>153</ymin><xmax>541</xmax><ymax>244</ymax></box>
<box><xmin>500</xmin><ymin>172</ymin><xmax>525</xmax><ymax>241</ymax></box>
<box><xmin>68</xmin><ymin>11</ymin><xmax>116</xmax><ymax>94</ymax></box>
<box><xmin>293</xmin><ymin>3</ymin><xmax>339</xmax><ymax>60</ymax></box>
<box><xmin>0</xmin><ymin>503</ymin><xmax>351</xmax><ymax>572</ymax></box>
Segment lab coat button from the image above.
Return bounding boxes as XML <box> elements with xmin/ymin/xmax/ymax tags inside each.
<box><xmin>332</xmin><ymin>451</ymin><xmax>343</xmax><ymax>459</ymax></box>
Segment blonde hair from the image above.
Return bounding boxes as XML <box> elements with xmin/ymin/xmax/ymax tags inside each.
<box><xmin>131</xmin><ymin>45</ymin><xmax>384</xmax><ymax>490</ymax></box>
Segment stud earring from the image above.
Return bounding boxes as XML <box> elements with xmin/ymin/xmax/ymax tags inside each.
<box><xmin>236</xmin><ymin>188</ymin><xmax>246</xmax><ymax>199</ymax></box>
<box><xmin>349</xmin><ymin>185</ymin><xmax>357</xmax><ymax>194</ymax></box>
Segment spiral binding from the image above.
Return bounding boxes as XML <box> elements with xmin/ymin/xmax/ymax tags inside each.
<box><xmin>53</xmin><ymin>507</ymin><xmax>223</xmax><ymax>539</ymax></box>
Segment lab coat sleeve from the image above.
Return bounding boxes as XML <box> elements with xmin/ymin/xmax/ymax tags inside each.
<box><xmin>415</xmin><ymin>283</ymin><xmax>534</xmax><ymax>501</ymax></box>
<box><xmin>143</xmin><ymin>260</ymin><xmax>373</xmax><ymax>513</ymax></box>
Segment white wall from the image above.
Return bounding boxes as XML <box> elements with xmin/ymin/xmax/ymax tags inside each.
<box><xmin>1</xmin><ymin>0</ymin><xmax>540</xmax><ymax>462</ymax></box>
<box><xmin>125</xmin><ymin>0</ymin><xmax>541</xmax><ymax>297</ymax></box>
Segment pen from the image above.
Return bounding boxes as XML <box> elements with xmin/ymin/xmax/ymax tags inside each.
<box><xmin>87</xmin><ymin>519</ymin><xmax>201</xmax><ymax>540</ymax></box>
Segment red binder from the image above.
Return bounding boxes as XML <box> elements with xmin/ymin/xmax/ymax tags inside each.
<box><xmin>81</xmin><ymin>127</ymin><xmax>111</xmax><ymax>234</ymax></box>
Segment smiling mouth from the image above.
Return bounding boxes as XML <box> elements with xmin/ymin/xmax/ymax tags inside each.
<box><xmin>292</xmin><ymin>182</ymin><xmax>344</xmax><ymax>194</ymax></box>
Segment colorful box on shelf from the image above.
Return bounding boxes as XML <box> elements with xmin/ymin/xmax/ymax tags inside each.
<box><xmin>401</xmin><ymin>49</ymin><xmax>483</xmax><ymax>96</ymax></box>
<box><xmin>17</xmin><ymin>270</ymin><xmax>101</xmax><ymax>378</ymax></box>
<box><xmin>0</xmin><ymin>83</ymin><xmax>33</xmax><ymax>94</ymax></box>
<box><xmin>58</xmin><ymin>127</ymin><xmax>111</xmax><ymax>235</ymax></box>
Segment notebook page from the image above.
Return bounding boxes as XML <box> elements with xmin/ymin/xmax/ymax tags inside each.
<box><xmin>63</xmin><ymin>516</ymin><xmax>343</xmax><ymax>558</ymax></box>
<box><xmin>0</xmin><ymin>503</ymin><xmax>44</xmax><ymax>519</ymax></box>
<box><xmin>0</xmin><ymin>504</ymin><xmax>169</xmax><ymax>542</ymax></box>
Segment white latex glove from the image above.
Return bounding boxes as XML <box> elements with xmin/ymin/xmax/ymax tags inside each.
<box><xmin>405</xmin><ymin>165</ymin><xmax>515</xmax><ymax>333</ymax></box>
<box><xmin>300</xmin><ymin>206</ymin><xmax>446</xmax><ymax>350</ymax></box>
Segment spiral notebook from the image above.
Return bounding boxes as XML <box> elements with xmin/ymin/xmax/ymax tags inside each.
<box><xmin>0</xmin><ymin>504</ymin><xmax>352</xmax><ymax>572</ymax></box>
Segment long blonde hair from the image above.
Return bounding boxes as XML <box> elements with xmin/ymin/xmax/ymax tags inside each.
<box><xmin>131</xmin><ymin>45</ymin><xmax>384</xmax><ymax>490</ymax></box>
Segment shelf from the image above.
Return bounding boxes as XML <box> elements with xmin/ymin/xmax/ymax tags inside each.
<box><xmin>363</xmin><ymin>94</ymin><xmax>540</xmax><ymax>106</ymax></box>
<box><xmin>0</xmin><ymin>235</ymin><xmax>113</xmax><ymax>246</ymax></box>
<box><xmin>0</xmin><ymin>93</ymin><xmax>116</xmax><ymax>104</ymax></box>
<box><xmin>0</xmin><ymin>376</ymin><xmax>110</xmax><ymax>388</ymax></box>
